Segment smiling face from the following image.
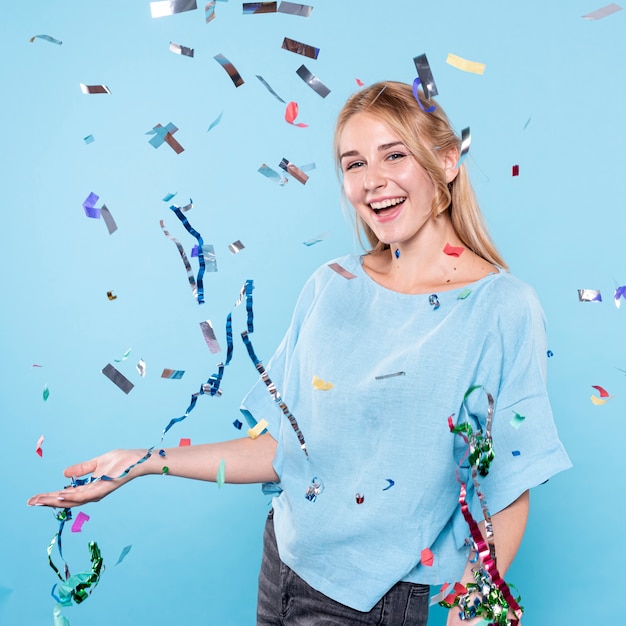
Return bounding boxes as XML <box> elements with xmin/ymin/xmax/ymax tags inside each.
<box><xmin>339</xmin><ymin>112</ymin><xmax>441</xmax><ymax>250</ymax></box>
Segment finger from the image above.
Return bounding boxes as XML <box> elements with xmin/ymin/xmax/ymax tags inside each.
<box><xmin>63</xmin><ymin>458</ymin><xmax>99</xmax><ymax>479</ymax></box>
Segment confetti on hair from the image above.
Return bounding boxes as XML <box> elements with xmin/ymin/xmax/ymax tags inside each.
<box><xmin>213</xmin><ymin>53</ymin><xmax>244</xmax><ymax>87</ymax></box>
<box><xmin>200</xmin><ymin>320</ymin><xmax>221</xmax><ymax>354</ymax></box>
<box><xmin>413</xmin><ymin>53</ymin><xmax>438</xmax><ymax>98</ymax></box>
<box><xmin>296</xmin><ymin>64</ymin><xmax>330</xmax><ymax>97</ymax></box>
<box><xmin>375</xmin><ymin>371</ymin><xmax>405</xmax><ymax>380</ymax></box>
<box><xmin>216</xmin><ymin>458</ymin><xmax>226</xmax><ymax>487</ymax></box>
<box><xmin>614</xmin><ymin>285</ymin><xmax>626</xmax><ymax>308</ymax></box>
<box><xmin>279</xmin><ymin>158</ymin><xmax>308</xmax><ymax>184</ymax></box>
<box><xmin>446</xmin><ymin>52</ymin><xmax>486</xmax><ymax>75</ymax></box>
<box><xmin>150</xmin><ymin>0</ymin><xmax>198</xmax><ymax>18</ymax></box>
<box><xmin>258</xmin><ymin>163</ymin><xmax>288</xmax><ymax>185</ymax></box>
<box><xmin>179</xmin><ymin>438</ymin><xmax>191</xmax><ymax>446</ymax></box>
<box><xmin>30</xmin><ymin>34</ymin><xmax>62</xmax><ymax>45</ymax></box>
<box><xmin>207</xmin><ymin>111</ymin><xmax>223</xmax><ymax>132</ymax></box>
<box><xmin>383</xmin><ymin>478</ymin><xmax>395</xmax><ymax>490</ymax></box>
<box><xmin>281</xmin><ymin>36</ymin><xmax>319</xmax><ymax>59</ymax></box>
<box><xmin>583</xmin><ymin>2</ymin><xmax>622</xmax><ymax>19</ymax></box>
<box><xmin>146</xmin><ymin>123</ymin><xmax>184</xmax><ymax>153</ymax></box>
<box><xmin>36</xmin><ymin>435</ymin><xmax>44</xmax><ymax>457</ymax></box>
<box><xmin>578</xmin><ymin>289</ymin><xmax>602</xmax><ymax>302</ymax></box>
<box><xmin>328</xmin><ymin>262</ymin><xmax>356</xmax><ymax>279</ymax></box>
<box><xmin>285</xmin><ymin>101</ymin><xmax>308</xmax><ymax>127</ymax></box>
<box><xmin>247</xmin><ymin>418</ymin><xmax>268</xmax><ymax>439</ymax></box>
<box><xmin>205</xmin><ymin>0</ymin><xmax>216</xmax><ymax>22</ymax></box>
<box><xmin>106</xmin><ymin>291</ymin><xmax>117</xmax><ymax>300</ymax></box>
<box><xmin>136</xmin><ymin>359</ymin><xmax>146</xmax><ymax>377</ymax></box>
<box><xmin>114</xmin><ymin>348</ymin><xmax>131</xmax><ymax>363</ymax></box>
<box><xmin>255</xmin><ymin>75</ymin><xmax>286</xmax><ymax>102</ymax></box>
<box><xmin>278</xmin><ymin>1</ymin><xmax>313</xmax><ymax>16</ymax></box>
<box><xmin>83</xmin><ymin>135</ymin><xmax>95</xmax><ymax>144</ymax></box>
<box><xmin>454</xmin><ymin>127</ymin><xmax>471</xmax><ymax>168</ymax></box>
<box><xmin>169</xmin><ymin>41</ymin><xmax>194</xmax><ymax>57</ymax></box>
<box><xmin>82</xmin><ymin>192</ymin><xmax>100</xmax><ymax>218</ymax></box>
<box><xmin>421</xmin><ymin>548</ymin><xmax>435</xmax><ymax>567</ymax></box>
<box><xmin>43</xmin><ymin>385</ymin><xmax>50</xmax><ymax>402</ymax></box>
<box><xmin>457</xmin><ymin>288</ymin><xmax>471</xmax><ymax>300</ymax></box>
<box><xmin>312</xmin><ymin>375</ymin><xmax>333</xmax><ymax>390</ymax></box>
<box><xmin>71</xmin><ymin>512</ymin><xmax>90</xmax><ymax>533</ymax></box>
<box><xmin>80</xmin><ymin>84</ymin><xmax>111</xmax><ymax>95</ymax></box>
<box><xmin>510</xmin><ymin>411</ymin><xmax>525</xmax><ymax>429</ymax></box>
<box><xmin>160</xmin><ymin>219</ymin><xmax>198</xmax><ymax>300</ymax></box>
<box><xmin>115</xmin><ymin>545</ymin><xmax>132</xmax><ymax>566</ymax></box>
<box><xmin>228</xmin><ymin>240</ymin><xmax>245</xmax><ymax>254</ymax></box>
<box><xmin>443</xmin><ymin>242</ymin><xmax>465</xmax><ymax>257</ymax></box>
<box><xmin>161</xmin><ymin>368</ymin><xmax>185</xmax><ymax>379</ymax></box>
<box><xmin>411</xmin><ymin>77</ymin><xmax>436</xmax><ymax>113</ymax></box>
<box><xmin>102</xmin><ymin>363</ymin><xmax>134</xmax><ymax>394</ymax></box>
<box><xmin>512</xmin><ymin>164</ymin><xmax>520</xmax><ymax>177</ymax></box>
<box><xmin>243</xmin><ymin>1</ymin><xmax>277</xmax><ymax>13</ymax></box>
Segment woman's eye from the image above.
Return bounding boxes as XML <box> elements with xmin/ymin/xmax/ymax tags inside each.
<box><xmin>345</xmin><ymin>160</ymin><xmax>364</xmax><ymax>171</ymax></box>
<box><xmin>387</xmin><ymin>152</ymin><xmax>406</xmax><ymax>161</ymax></box>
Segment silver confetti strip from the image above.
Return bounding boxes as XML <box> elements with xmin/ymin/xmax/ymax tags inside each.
<box><xmin>296</xmin><ymin>65</ymin><xmax>330</xmax><ymax>98</ymax></box>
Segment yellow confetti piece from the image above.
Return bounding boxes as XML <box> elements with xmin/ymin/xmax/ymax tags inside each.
<box><xmin>247</xmin><ymin>418</ymin><xmax>268</xmax><ymax>439</ymax></box>
<box><xmin>312</xmin><ymin>375</ymin><xmax>333</xmax><ymax>390</ymax></box>
<box><xmin>590</xmin><ymin>394</ymin><xmax>614</xmax><ymax>405</ymax></box>
<box><xmin>446</xmin><ymin>53</ymin><xmax>486</xmax><ymax>75</ymax></box>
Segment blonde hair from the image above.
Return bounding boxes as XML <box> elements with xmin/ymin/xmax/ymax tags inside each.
<box><xmin>334</xmin><ymin>80</ymin><xmax>508</xmax><ymax>270</ymax></box>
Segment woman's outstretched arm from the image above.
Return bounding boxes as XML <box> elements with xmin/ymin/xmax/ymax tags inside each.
<box><xmin>27</xmin><ymin>432</ymin><xmax>278</xmax><ymax>508</ymax></box>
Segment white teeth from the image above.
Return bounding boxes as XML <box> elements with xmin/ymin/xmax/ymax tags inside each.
<box><xmin>370</xmin><ymin>197</ymin><xmax>405</xmax><ymax>210</ymax></box>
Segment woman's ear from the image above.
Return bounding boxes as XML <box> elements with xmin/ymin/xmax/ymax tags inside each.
<box><xmin>442</xmin><ymin>147</ymin><xmax>460</xmax><ymax>183</ymax></box>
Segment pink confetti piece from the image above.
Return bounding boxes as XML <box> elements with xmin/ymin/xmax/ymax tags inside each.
<box><xmin>285</xmin><ymin>101</ymin><xmax>308</xmax><ymax>127</ymax></box>
<box><xmin>443</xmin><ymin>242</ymin><xmax>465</xmax><ymax>257</ymax></box>
<box><xmin>179</xmin><ymin>437</ymin><xmax>191</xmax><ymax>446</ymax></box>
<box><xmin>71</xmin><ymin>511</ymin><xmax>90</xmax><ymax>533</ymax></box>
<box><xmin>35</xmin><ymin>435</ymin><xmax>44</xmax><ymax>457</ymax></box>
<box><xmin>328</xmin><ymin>262</ymin><xmax>356</xmax><ymax>279</ymax></box>
<box><xmin>355</xmin><ymin>78</ymin><xmax>364</xmax><ymax>86</ymax></box>
<box><xmin>420</xmin><ymin>548</ymin><xmax>435</xmax><ymax>567</ymax></box>
<box><xmin>583</xmin><ymin>3</ymin><xmax>622</xmax><ymax>19</ymax></box>
<box><xmin>592</xmin><ymin>385</ymin><xmax>610</xmax><ymax>398</ymax></box>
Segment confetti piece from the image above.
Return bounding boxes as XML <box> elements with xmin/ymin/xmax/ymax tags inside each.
<box><xmin>207</xmin><ymin>111</ymin><xmax>223</xmax><ymax>132</ymax></box>
<box><xmin>614</xmin><ymin>285</ymin><xmax>626</xmax><ymax>308</ymax></box>
<box><xmin>454</xmin><ymin>127</ymin><xmax>471</xmax><ymax>167</ymax></box>
<box><xmin>161</xmin><ymin>368</ymin><xmax>185</xmax><ymax>379</ymax></box>
<box><xmin>446</xmin><ymin>52</ymin><xmax>486</xmax><ymax>75</ymax></box>
<box><xmin>136</xmin><ymin>359</ymin><xmax>146</xmax><ymax>377</ymax></box>
<box><xmin>312</xmin><ymin>374</ymin><xmax>333</xmax><ymax>390</ymax></box>
<box><xmin>328</xmin><ymin>262</ymin><xmax>356</xmax><ymax>279</ymax></box>
<box><xmin>279</xmin><ymin>158</ymin><xmax>308</xmax><ymax>184</ymax></box>
<box><xmin>512</xmin><ymin>164</ymin><xmax>520</xmax><ymax>176</ymax></box>
<box><xmin>43</xmin><ymin>385</ymin><xmax>50</xmax><ymax>402</ymax></box>
<box><xmin>213</xmin><ymin>53</ymin><xmax>244</xmax><ymax>87</ymax></box>
<box><xmin>583</xmin><ymin>3</ymin><xmax>622</xmax><ymax>19</ymax></box>
<box><xmin>228</xmin><ymin>240</ymin><xmax>245</xmax><ymax>254</ymax></box>
<box><xmin>80</xmin><ymin>84</ymin><xmax>111</xmax><ymax>95</ymax></box>
<box><xmin>205</xmin><ymin>0</ymin><xmax>216</xmax><ymax>22</ymax></box>
<box><xmin>420</xmin><ymin>548</ymin><xmax>435</xmax><ymax>567</ymax></box>
<box><xmin>512</xmin><ymin>450</ymin><xmax>521</xmax><ymax>456</ymax></box>
<box><xmin>355</xmin><ymin>493</ymin><xmax>365</xmax><ymax>504</ymax></box>
<box><xmin>216</xmin><ymin>458</ymin><xmax>226</xmax><ymax>487</ymax></box>
<box><xmin>256</xmin><ymin>75</ymin><xmax>286</xmax><ymax>103</ymax></box>
<box><xmin>115</xmin><ymin>545</ymin><xmax>132</xmax><ymax>566</ymax></box>
<box><xmin>457</xmin><ymin>288</ymin><xmax>471</xmax><ymax>300</ymax></box>
<box><xmin>591</xmin><ymin>395</ymin><xmax>613</xmax><ymax>405</ymax></box>
<box><xmin>33</xmin><ymin>364</ymin><xmax>43</xmax><ymax>368</ymax></box>
<box><xmin>191</xmin><ymin>244</ymin><xmax>199</xmax><ymax>258</ymax></box>
<box><xmin>169</xmin><ymin>41</ymin><xmax>194</xmax><ymax>57</ymax></box>
<box><xmin>523</xmin><ymin>117</ymin><xmax>532</xmax><ymax>130</ymax></box>
<box><xmin>303</xmin><ymin>231</ymin><xmax>330</xmax><ymax>246</ymax></box>
<box><xmin>443</xmin><ymin>242</ymin><xmax>465</xmax><ymax>257</ymax></box>
<box><xmin>243</xmin><ymin>2</ymin><xmax>277</xmax><ymax>13</ymax></box>
<box><xmin>114</xmin><ymin>348</ymin><xmax>131</xmax><ymax>363</ymax></box>
<box><xmin>146</xmin><ymin>122</ymin><xmax>184</xmax><ymax>153</ymax></box>
<box><xmin>355</xmin><ymin>78</ymin><xmax>364</xmax><ymax>87</ymax></box>
<box><xmin>163</xmin><ymin>192</ymin><xmax>177</xmax><ymax>202</ymax></box>
<box><xmin>200</xmin><ymin>320</ymin><xmax>221</xmax><ymax>354</ymax></box>
<box><xmin>592</xmin><ymin>385</ymin><xmax>610</xmax><ymax>398</ymax></box>
<box><xmin>413</xmin><ymin>53</ymin><xmax>438</xmax><ymax>98</ymax></box>
<box><xmin>233</xmin><ymin>419</ymin><xmax>243</xmax><ymax>429</ymax></box>
<box><xmin>203</xmin><ymin>244</ymin><xmax>218</xmax><ymax>272</ymax></box>
<box><xmin>100</xmin><ymin>204</ymin><xmax>118</xmax><ymax>234</ymax></box>
<box><xmin>82</xmin><ymin>192</ymin><xmax>100</xmax><ymax>218</ymax></box>
<box><xmin>160</xmin><ymin>219</ymin><xmax>198</xmax><ymax>300</ymax></box>
<box><xmin>247</xmin><ymin>418</ymin><xmax>268</xmax><ymax>439</ymax></box>
<box><xmin>296</xmin><ymin>64</ymin><xmax>330</xmax><ymax>97</ymax></box>
<box><xmin>510</xmin><ymin>412</ymin><xmax>525</xmax><ymax>429</ymax></box>
<box><xmin>285</xmin><ymin>101</ymin><xmax>308</xmax><ymax>127</ymax></box>
<box><xmin>162</xmin><ymin>466</ymin><xmax>169</xmax><ymax>474</ymax></box>
<box><xmin>71</xmin><ymin>512</ymin><xmax>90</xmax><ymax>533</ymax></box>
<box><xmin>179</xmin><ymin>437</ymin><xmax>191</xmax><ymax>446</ymax></box>
<box><xmin>36</xmin><ymin>435</ymin><xmax>44</xmax><ymax>457</ymax></box>
<box><xmin>281</xmin><ymin>36</ymin><xmax>319</xmax><ymax>59</ymax></box>
<box><xmin>83</xmin><ymin>135</ymin><xmax>94</xmax><ymax>144</ymax></box>
<box><xmin>29</xmin><ymin>34</ymin><xmax>62</xmax><ymax>45</ymax></box>
<box><xmin>278</xmin><ymin>1</ymin><xmax>313</xmax><ymax>16</ymax></box>
<box><xmin>429</xmin><ymin>294</ymin><xmax>440</xmax><ymax>310</ymax></box>
<box><xmin>578</xmin><ymin>289</ymin><xmax>602</xmax><ymax>302</ymax></box>
<box><xmin>411</xmin><ymin>77</ymin><xmax>436</xmax><ymax>113</ymax></box>
<box><xmin>102</xmin><ymin>364</ymin><xmax>134</xmax><ymax>394</ymax></box>
<box><xmin>150</xmin><ymin>0</ymin><xmax>198</xmax><ymax>18</ymax></box>
<box><xmin>383</xmin><ymin>478</ymin><xmax>395</xmax><ymax>490</ymax></box>
<box><xmin>258</xmin><ymin>163</ymin><xmax>288</xmax><ymax>185</ymax></box>
<box><xmin>375</xmin><ymin>371</ymin><xmax>405</xmax><ymax>380</ymax></box>
<box><xmin>547</xmin><ymin>350</ymin><xmax>554</xmax><ymax>357</ymax></box>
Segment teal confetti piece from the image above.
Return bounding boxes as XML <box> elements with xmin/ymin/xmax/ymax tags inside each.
<box><xmin>216</xmin><ymin>458</ymin><xmax>226</xmax><ymax>487</ymax></box>
<box><xmin>43</xmin><ymin>384</ymin><xmax>50</xmax><ymax>402</ymax></box>
<box><xmin>163</xmin><ymin>192</ymin><xmax>177</xmax><ymax>202</ymax></box>
<box><xmin>115</xmin><ymin>545</ymin><xmax>132</xmax><ymax>566</ymax></box>
<box><xmin>83</xmin><ymin>134</ymin><xmax>94</xmax><ymax>144</ymax></box>
<box><xmin>207</xmin><ymin>111</ymin><xmax>223</xmax><ymax>132</ymax></box>
<box><xmin>510</xmin><ymin>412</ymin><xmax>526</xmax><ymax>429</ymax></box>
<box><xmin>457</xmin><ymin>288</ymin><xmax>471</xmax><ymax>300</ymax></box>
<box><xmin>114</xmin><ymin>348</ymin><xmax>131</xmax><ymax>363</ymax></box>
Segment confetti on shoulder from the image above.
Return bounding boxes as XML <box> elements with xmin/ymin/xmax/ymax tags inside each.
<box><xmin>328</xmin><ymin>262</ymin><xmax>356</xmax><ymax>279</ymax></box>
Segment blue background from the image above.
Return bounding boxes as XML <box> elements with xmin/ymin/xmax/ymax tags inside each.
<box><xmin>1</xmin><ymin>1</ymin><xmax>622</xmax><ymax>624</ymax></box>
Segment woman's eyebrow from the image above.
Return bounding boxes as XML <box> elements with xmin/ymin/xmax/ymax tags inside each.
<box><xmin>339</xmin><ymin>141</ymin><xmax>405</xmax><ymax>161</ymax></box>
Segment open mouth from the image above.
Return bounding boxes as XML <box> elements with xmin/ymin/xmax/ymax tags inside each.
<box><xmin>370</xmin><ymin>197</ymin><xmax>406</xmax><ymax>214</ymax></box>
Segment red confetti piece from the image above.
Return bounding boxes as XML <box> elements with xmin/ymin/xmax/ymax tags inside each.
<box><xmin>355</xmin><ymin>78</ymin><xmax>364</xmax><ymax>86</ymax></box>
<box><xmin>355</xmin><ymin>493</ymin><xmax>365</xmax><ymax>504</ymax></box>
<box><xmin>179</xmin><ymin>437</ymin><xmax>191</xmax><ymax>446</ymax></box>
<box><xmin>35</xmin><ymin>435</ymin><xmax>44</xmax><ymax>457</ymax></box>
<box><xmin>592</xmin><ymin>385</ymin><xmax>609</xmax><ymax>398</ymax></box>
<box><xmin>512</xmin><ymin>164</ymin><xmax>519</xmax><ymax>176</ymax></box>
<box><xmin>443</xmin><ymin>242</ymin><xmax>465</xmax><ymax>257</ymax></box>
<box><xmin>71</xmin><ymin>511</ymin><xmax>90</xmax><ymax>533</ymax></box>
<box><xmin>285</xmin><ymin>101</ymin><xmax>308</xmax><ymax>127</ymax></box>
<box><xmin>420</xmin><ymin>547</ymin><xmax>434</xmax><ymax>567</ymax></box>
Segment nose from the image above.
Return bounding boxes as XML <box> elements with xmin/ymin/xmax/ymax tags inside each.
<box><xmin>363</xmin><ymin>163</ymin><xmax>386</xmax><ymax>192</ymax></box>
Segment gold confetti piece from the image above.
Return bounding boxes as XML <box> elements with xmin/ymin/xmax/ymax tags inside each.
<box><xmin>446</xmin><ymin>53</ymin><xmax>486</xmax><ymax>75</ymax></box>
<box><xmin>247</xmin><ymin>418</ymin><xmax>268</xmax><ymax>439</ymax></box>
<box><xmin>106</xmin><ymin>291</ymin><xmax>117</xmax><ymax>300</ymax></box>
<box><xmin>312</xmin><ymin>375</ymin><xmax>333</xmax><ymax>390</ymax></box>
<box><xmin>591</xmin><ymin>394</ymin><xmax>613</xmax><ymax>405</ymax></box>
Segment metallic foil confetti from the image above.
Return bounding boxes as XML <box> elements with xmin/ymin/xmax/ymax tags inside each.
<box><xmin>161</xmin><ymin>368</ymin><xmax>185</xmax><ymax>379</ymax></box>
<box><xmin>114</xmin><ymin>348</ymin><xmax>131</xmax><ymax>363</ymax></box>
<box><xmin>355</xmin><ymin>493</ymin><xmax>365</xmax><ymax>504</ymax></box>
<box><xmin>312</xmin><ymin>375</ymin><xmax>333</xmax><ymax>390</ymax></box>
<box><xmin>43</xmin><ymin>385</ymin><xmax>50</xmax><ymax>401</ymax></box>
<box><xmin>147</xmin><ymin>122</ymin><xmax>184</xmax><ymax>153</ymax></box>
<box><xmin>200</xmin><ymin>320</ymin><xmax>221</xmax><ymax>354</ymax></box>
<box><xmin>303</xmin><ymin>231</ymin><xmax>329</xmax><ymax>246</ymax></box>
<box><xmin>203</xmin><ymin>244</ymin><xmax>218</xmax><ymax>272</ymax></box>
<box><xmin>420</xmin><ymin>548</ymin><xmax>435</xmax><ymax>567</ymax></box>
<box><xmin>374</xmin><ymin>371</ymin><xmax>405</xmax><ymax>380</ymax></box>
<box><xmin>429</xmin><ymin>294</ymin><xmax>440</xmax><ymax>310</ymax></box>
<box><xmin>278</xmin><ymin>1</ymin><xmax>313</xmax><ymax>16</ymax></box>
<box><xmin>455</xmin><ymin>127</ymin><xmax>471</xmax><ymax>167</ymax></box>
<box><xmin>328</xmin><ymin>262</ymin><xmax>356</xmax><ymax>279</ymax></box>
<box><xmin>216</xmin><ymin>458</ymin><xmax>226</xmax><ymax>487</ymax></box>
<box><xmin>80</xmin><ymin>84</ymin><xmax>111</xmax><ymax>95</ymax></box>
<box><xmin>247</xmin><ymin>418</ymin><xmax>268</xmax><ymax>439</ymax></box>
<box><xmin>411</xmin><ymin>77</ymin><xmax>436</xmax><ymax>113</ymax></box>
<box><xmin>259</xmin><ymin>163</ymin><xmax>288</xmax><ymax>185</ymax></box>
<box><xmin>83</xmin><ymin>192</ymin><xmax>100</xmax><ymax>218</ymax></box>
<box><xmin>510</xmin><ymin>411</ymin><xmax>525</xmax><ymax>429</ymax></box>
<box><xmin>578</xmin><ymin>289</ymin><xmax>602</xmax><ymax>302</ymax></box>
<box><xmin>233</xmin><ymin>419</ymin><xmax>243</xmax><ymax>429</ymax></box>
<box><xmin>36</xmin><ymin>435</ymin><xmax>44</xmax><ymax>457</ymax></box>
<box><xmin>282</xmin><ymin>36</ymin><xmax>319</xmax><ymax>59</ymax></box>
<box><xmin>614</xmin><ymin>285</ymin><xmax>626</xmax><ymax>308</ymax></box>
<box><xmin>100</xmin><ymin>204</ymin><xmax>118</xmax><ymax>234</ymax></box>
<box><xmin>413</xmin><ymin>53</ymin><xmax>438</xmax><ymax>98</ymax></box>
<box><xmin>150</xmin><ymin>0</ymin><xmax>198</xmax><ymax>18</ymax></box>
<box><xmin>383</xmin><ymin>478</ymin><xmax>395</xmax><ymax>490</ymax></box>
<box><xmin>205</xmin><ymin>0</ymin><xmax>216</xmax><ymax>22</ymax></box>
<box><xmin>136</xmin><ymin>359</ymin><xmax>146</xmax><ymax>377</ymax></box>
<box><xmin>169</xmin><ymin>41</ymin><xmax>195</xmax><ymax>57</ymax></box>
<box><xmin>243</xmin><ymin>2</ymin><xmax>277</xmax><ymax>13</ymax></box>
<box><xmin>305</xmin><ymin>476</ymin><xmax>324</xmax><ymax>501</ymax></box>
<box><xmin>395</xmin><ymin>248</ymin><xmax>400</xmax><ymax>258</ymax></box>
<box><xmin>115</xmin><ymin>545</ymin><xmax>132</xmax><ymax>566</ymax></box>
<box><xmin>285</xmin><ymin>101</ymin><xmax>308</xmax><ymax>127</ymax></box>
<box><xmin>52</xmin><ymin>540</ymin><xmax>103</xmax><ymax>606</ymax></box>
<box><xmin>70</xmin><ymin>512</ymin><xmax>90</xmax><ymax>533</ymax></box>
<box><xmin>279</xmin><ymin>158</ymin><xmax>308</xmax><ymax>184</ymax></box>
<box><xmin>83</xmin><ymin>134</ymin><xmax>94</xmax><ymax>144</ymax></box>
<box><xmin>207</xmin><ymin>111</ymin><xmax>223</xmax><ymax>131</ymax></box>
<box><xmin>296</xmin><ymin>64</ymin><xmax>330</xmax><ymax>97</ymax></box>
<box><xmin>256</xmin><ymin>75</ymin><xmax>286</xmax><ymax>102</ymax></box>
<box><xmin>102</xmin><ymin>363</ymin><xmax>134</xmax><ymax>394</ymax></box>
<box><xmin>228</xmin><ymin>240</ymin><xmax>245</xmax><ymax>254</ymax></box>
<box><xmin>162</xmin><ymin>466</ymin><xmax>169</xmax><ymax>474</ymax></box>
<box><xmin>583</xmin><ymin>2</ymin><xmax>622</xmax><ymax>19</ymax></box>
<box><xmin>163</xmin><ymin>192</ymin><xmax>177</xmax><ymax>202</ymax></box>
<box><xmin>457</xmin><ymin>288</ymin><xmax>471</xmax><ymax>300</ymax></box>
<box><xmin>160</xmin><ymin>219</ymin><xmax>198</xmax><ymax>300</ymax></box>
<box><xmin>446</xmin><ymin>52</ymin><xmax>486</xmax><ymax>75</ymax></box>
<box><xmin>213</xmin><ymin>53</ymin><xmax>244</xmax><ymax>87</ymax></box>
<box><xmin>179</xmin><ymin>438</ymin><xmax>191</xmax><ymax>446</ymax></box>
<box><xmin>547</xmin><ymin>350</ymin><xmax>554</xmax><ymax>357</ymax></box>
<box><xmin>30</xmin><ymin>34</ymin><xmax>62</xmax><ymax>45</ymax></box>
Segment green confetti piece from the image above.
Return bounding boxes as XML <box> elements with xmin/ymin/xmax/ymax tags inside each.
<box><xmin>464</xmin><ymin>384</ymin><xmax>482</xmax><ymax>399</ymax></box>
<box><xmin>43</xmin><ymin>385</ymin><xmax>50</xmax><ymax>402</ymax></box>
<box><xmin>216</xmin><ymin>458</ymin><xmax>226</xmax><ymax>488</ymax></box>
<box><xmin>457</xmin><ymin>288</ymin><xmax>471</xmax><ymax>300</ymax></box>
<box><xmin>114</xmin><ymin>348</ymin><xmax>131</xmax><ymax>363</ymax></box>
<box><xmin>510</xmin><ymin>411</ymin><xmax>526</xmax><ymax>429</ymax></box>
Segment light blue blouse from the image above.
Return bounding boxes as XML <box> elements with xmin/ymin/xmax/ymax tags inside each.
<box><xmin>240</xmin><ymin>254</ymin><xmax>571</xmax><ymax>612</ymax></box>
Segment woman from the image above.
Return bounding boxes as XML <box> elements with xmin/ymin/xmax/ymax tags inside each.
<box><xmin>29</xmin><ymin>81</ymin><xmax>571</xmax><ymax>625</ymax></box>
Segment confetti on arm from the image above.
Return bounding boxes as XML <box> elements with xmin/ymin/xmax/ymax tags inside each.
<box><xmin>161</xmin><ymin>369</ymin><xmax>185</xmax><ymax>379</ymax></box>
<box><xmin>243</xmin><ymin>2</ymin><xmax>277</xmax><ymax>13</ymax></box>
<box><xmin>200</xmin><ymin>320</ymin><xmax>221</xmax><ymax>354</ymax></box>
<box><xmin>115</xmin><ymin>545</ymin><xmax>132</xmax><ymax>566</ymax></box>
<box><xmin>179</xmin><ymin>438</ymin><xmax>191</xmax><ymax>446</ymax></box>
<box><xmin>102</xmin><ymin>363</ymin><xmax>134</xmax><ymax>394</ymax></box>
<box><xmin>29</xmin><ymin>34</ymin><xmax>62</xmax><ymax>45</ymax></box>
<box><xmin>443</xmin><ymin>242</ymin><xmax>465</xmax><ymax>257</ymax></box>
<box><xmin>207</xmin><ymin>111</ymin><xmax>223</xmax><ymax>132</ymax></box>
<box><xmin>213</xmin><ymin>53</ymin><xmax>244</xmax><ymax>87</ymax></box>
<box><xmin>279</xmin><ymin>158</ymin><xmax>308</xmax><ymax>184</ymax></box>
<box><xmin>228</xmin><ymin>240</ymin><xmax>244</xmax><ymax>253</ymax></box>
<box><xmin>247</xmin><ymin>418</ymin><xmax>268</xmax><ymax>439</ymax></box>
<box><xmin>413</xmin><ymin>53</ymin><xmax>438</xmax><ymax>98</ymax></box>
<box><xmin>285</xmin><ymin>101</ymin><xmax>308</xmax><ymax>127</ymax></box>
<box><xmin>312</xmin><ymin>375</ymin><xmax>333</xmax><ymax>390</ymax></box>
<box><xmin>278</xmin><ymin>1</ymin><xmax>313</xmax><ymax>16</ymax></box>
<box><xmin>150</xmin><ymin>0</ymin><xmax>198</xmax><ymax>18</ymax></box>
<box><xmin>80</xmin><ymin>84</ymin><xmax>111</xmax><ymax>95</ymax></box>
<box><xmin>281</xmin><ymin>36</ymin><xmax>319</xmax><ymax>59</ymax></box>
<box><xmin>446</xmin><ymin>52</ymin><xmax>486</xmax><ymax>75</ymax></box>
<box><xmin>169</xmin><ymin>42</ymin><xmax>194</xmax><ymax>57</ymax></box>
<box><xmin>454</xmin><ymin>127</ymin><xmax>471</xmax><ymax>167</ymax></box>
<box><xmin>583</xmin><ymin>3</ymin><xmax>622</xmax><ymax>19</ymax></box>
<box><xmin>36</xmin><ymin>435</ymin><xmax>44</xmax><ymax>457</ymax></box>
<box><xmin>71</xmin><ymin>512</ymin><xmax>90</xmax><ymax>533</ymax></box>
<box><xmin>216</xmin><ymin>458</ymin><xmax>226</xmax><ymax>487</ymax></box>
<box><xmin>578</xmin><ymin>289</ymin><xmax>602</xmax><ymax>302</ymax></box>
<box><xmin>296</xmin><ymin>64</ymin><xmax>330</xmax><ymax>97</ymax></box>
<box><xmin>328</xmin><ymin>262</ymin><xmax>356</xmax><ymax>279</ymax></box>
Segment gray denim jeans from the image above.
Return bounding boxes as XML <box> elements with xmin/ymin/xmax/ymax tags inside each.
<box><xmin>257</xmin><ymin>510</ymin><xmax>430</xmax><ymax>625</ymax></box>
